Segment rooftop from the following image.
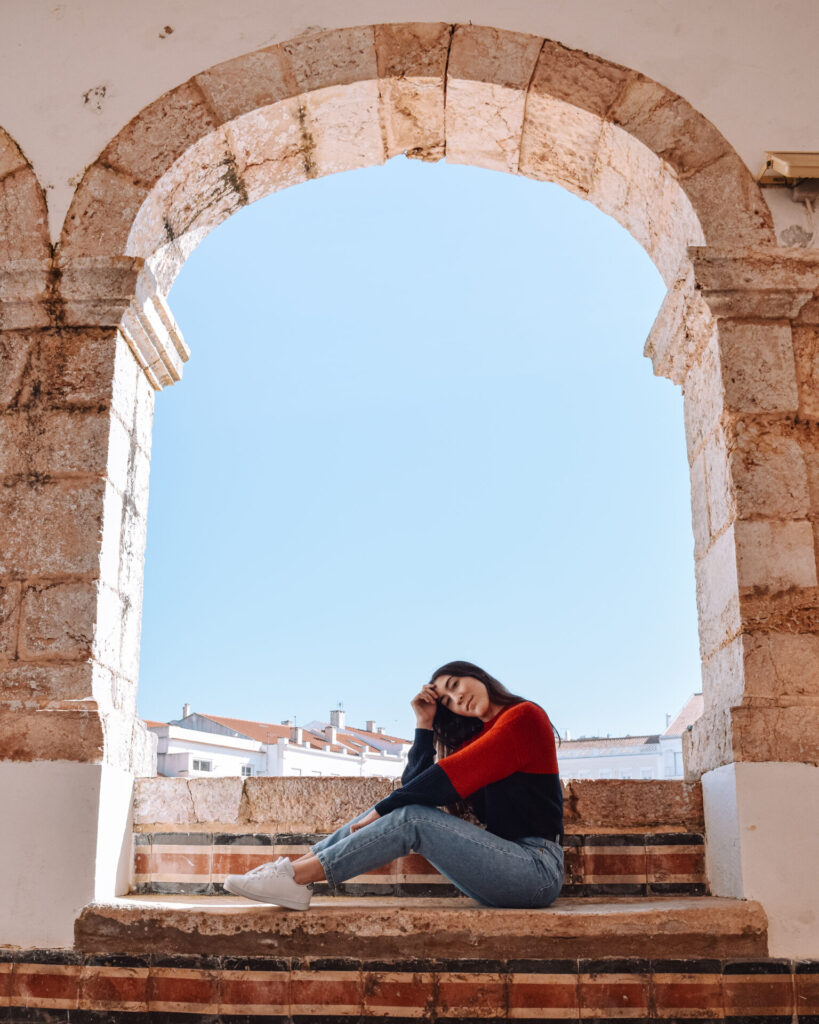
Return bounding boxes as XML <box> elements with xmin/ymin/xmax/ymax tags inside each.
<box><xmin>560</xmin><ymin>734</ymin><xmax>661</xmax><ymax>751</ymax></box>
<box><xmin>146</xmin><ymin>712</ymin><xmax>411</xmax><ymax>757</ymax></box>
<box><xmin>664</xmin><ymin>693</ymin><xmax>704</xmax><ymax>736</ymax></box>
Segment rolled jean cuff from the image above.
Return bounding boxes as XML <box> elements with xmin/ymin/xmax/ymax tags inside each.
<box><xmin>313</xmin><ymin>847</ymin><xmax>337</xmax><ymax>888</ymax></box>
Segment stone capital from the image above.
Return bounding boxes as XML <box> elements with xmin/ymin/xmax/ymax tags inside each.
<box><xmin>645</xmin><ymin>245</ymin><xmax>819</xmax><ymax>386</ymax></box>
<box><xmin>0</xmin><ymin>255</ymin><xmax>189</xmax><ymax>390</ymax></box>
<box><xmin>683</xmin><ymin>702</ymin><xmax>819</xmax><ymax>778</ymax></box>
<box><xmin>689</xmin><ymin>245</ymin><xmax>819</xmax><ymax>320</ymax></box>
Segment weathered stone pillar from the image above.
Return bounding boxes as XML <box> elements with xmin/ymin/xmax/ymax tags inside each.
<box><xmin>0</xmin><ymin>256</ymin><xmax>186</xmax><ymax>946</ymax></box>
<box><xmin>647</xmin><ymin>246</ymin><xmax>819</xmax><ymax>956</ymax></box>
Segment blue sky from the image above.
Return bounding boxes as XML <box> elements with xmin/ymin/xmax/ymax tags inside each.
<box><xmin>137</xmin><ymin>155</ymin><xmax>699</xmax><ymax>740</ymax></box>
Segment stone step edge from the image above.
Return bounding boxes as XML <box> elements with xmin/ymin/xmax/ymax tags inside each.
<box><xmin>75</xmin><ymin>895</ymin><xmax>768</xmax><ymax>960</ymax></box>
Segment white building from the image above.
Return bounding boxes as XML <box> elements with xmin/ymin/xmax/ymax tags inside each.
<box><xmin>147</xmin><ymin>706</ymin><xmax>412</xmax><ymax>779</ymax></box>
<box><xmin>557</xmin><ymin>694</ymin><xmax>703</xmax><ymax>780</ymax></box>
<box><xmin>148</xmin><ymin>694</ymin><xmax>703</xmax><ymax>782</ymax></box>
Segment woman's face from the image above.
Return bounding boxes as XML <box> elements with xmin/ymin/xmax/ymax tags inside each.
<box><xmin>431</xmin><ymin>673</ymin><xmax>499</xmax><ymax>722</ymax></box>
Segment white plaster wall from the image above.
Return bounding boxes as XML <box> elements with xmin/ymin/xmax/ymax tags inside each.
<box><xmin>558</xmin><ymin>748</ymin><xmax>666</xmax><ymax>780</ymax></box>
<box><xmin>160</xmin><ymin>738</ymin><xmax>266</xmax><ymax>776</ymax></box>
<box><xmin>0</xmin><ymin>762</ymin><xmax>133</xmax><ymax>948</ymax></box>
<box><xmin>360</xmin><ymin>753</ymin><xmax>405</xmax><ymax>779</ymax></box>
<box><xmin>153</xmin><ymin>725</ymin><xmax>268</xmax><ymax>777</ymax></box>
<box><xmin>95</xmin><ymin>764</ymin><xmax>135</xmax><ymax>899</ymax></box>
<box><xmin>152</xmin><ymin>726</ymin><xmax>407</xmax><ymax>778</ymax></box>
<box><xmin>1</xmin><ymin>1</ymin><xmax>817</xmax><ymax>241</ymax></box>
<box><xmin>280</xmin><ymin>742</ymin><xmax>405</xmax><ymax>778</ymax></box>
<box><xmin>702</xmin><ymin>761</ymin><xmax>819</xmax><ymax>958</ymax></box>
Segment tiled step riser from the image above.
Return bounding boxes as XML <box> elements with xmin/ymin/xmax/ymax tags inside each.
<box><xmin>2</xmin><ymin>952</ymin><xmax>816</xmax><ymax>1021</ymax></box>
<box><xmin>132</xmin><ymin>832</ymin><xmax>706</xmax><ymax>897</ymax></box>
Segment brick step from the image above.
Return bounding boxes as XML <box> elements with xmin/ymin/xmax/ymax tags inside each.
<box><xmin>78</xmin><ymin>894</ymin><xmax>762</xmax><ymax>960</ymax></box>
<box><xmin>132</xmin><ymin>830</ymin><xmax>706</xmax><ymax>898</ymax></box>
<box><xmin>7</xmin><ymin>943</ymin><xmax>817</xmax><ymax>1022</ymax></box>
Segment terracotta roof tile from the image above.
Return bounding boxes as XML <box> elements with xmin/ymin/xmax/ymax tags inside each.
<box><xmin>345</xmin><ymin>725</ymin><xmax>410</xmax><ymax>744</ymax></box>
<box><xmin>664</xmin><ymin>693</ymin><xmax>704</xmax><ymax>735</ymax></box>
<box><xmin>173</xmin><ymin>713</ymin><xmax>409</xmax><ymax>753</ymax></box>
<box><xmin>560</xmin><ymin>735</ymin><xmax>660</xmax><ymax>751</ymax></box>
<box><xmin>198</xmin><ymin>715</ymin><xmax>292</xmax><ymax>744</ymax></box>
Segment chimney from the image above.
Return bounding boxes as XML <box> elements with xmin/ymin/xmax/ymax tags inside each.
<box><xmin>182</xmin><ymin>703</ymin><xmax>191</xmax><ymax>718</ymax></box>
<box><xmin>290</xmin><ymin>726</ymin><xmax>303</xmax><ymax>744</ymax></box>
<box><xmin>330</xmin><ymin>708</ymin><xmax>346</xmax><ymax>729</ymax></box>
<box><xmin>366</xmin><ymin>720</ymin><xmax>377</xmax><ymax>732</ymax></box>
<box><xmin>324</xmin><ymin>725</ymin><xmax>337</xmax><ymax>744</ymax></box>
<box><xmin>281</xmin><ymin>719</ymin><xmax>293</xmax><ymax>727</ymax></box>
<box><xmin>376</xmin><ymin>726</ymin><xmax>386</xmax><ymax>734</ymax></box>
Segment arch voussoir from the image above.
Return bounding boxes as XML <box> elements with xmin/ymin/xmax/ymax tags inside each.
<box><xmin>518</xmin><ymin>38</ymin><xmax>627</xmax><ymax>200</ymax></box>
<box><xmin>608</xmin><ymin>76</ymin><xmax>730</xmax><ymax>177</ymax></box>
<box><xmin>0</xmin><ymin>128</ymin><xmax>50</xmax><ymax>261</ymax></box>
<box><xmin>374</xmin><ymin>22</ymin><xmax>450</xmax><ymax>162</ymax></box>
<box><xmin>63</xmin><ymin>163</ymin><xmax>150</xmax><ymax>259</ymax></box>
<box><xmin>445</xmin><ymin>25</ymin><xmax>542</xmax><ymax>175</ymax></box>
<box><xmin>128</xmin><ymin>127</ymin><xmax>247</xmax><ymax>261</ymax></box>
<box><xmin>681</xmin><ymin>152</ymin><xmax>775</xmax><ymax>247</ymax></box>
<box><xmin>224</xmin><ymin>98</ymin><xmax>309</xmax><ymax>207</ymax></box>
<box><xmin>99</xmin><ymin>80</ymin><xmax>220</xmax><ymax>190</ymax></box>
<box><xmin>194</xmin><ymin>45</ymin><xmax>299</xmax><ymax>125</ymax></box>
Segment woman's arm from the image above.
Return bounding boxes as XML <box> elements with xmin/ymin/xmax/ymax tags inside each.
<box><xmin>397</xmin><ymin>681</ymin><xmax>439</xmax><ymax>785</ymax></box>
<box><xmin>401</xmin><ymin>728</ymin><xmax>435</xmax><ymax>785</ymax></box>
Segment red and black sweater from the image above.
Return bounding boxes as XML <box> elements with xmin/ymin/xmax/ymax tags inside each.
<box><xmin>374</xmin><ymin>701</ymin><xmax>563</xmax><ymax>841</ymax></box>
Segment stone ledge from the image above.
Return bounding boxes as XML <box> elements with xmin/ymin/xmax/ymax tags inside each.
<box><xmin>133</xmin><ymin>776</ymin><xmax>705</xmax><ymax>833</ymax></box>
<box><xmin>75</xmin><ymin>894</ymin><xmax>767</xmax><ymax>959</ymax></box>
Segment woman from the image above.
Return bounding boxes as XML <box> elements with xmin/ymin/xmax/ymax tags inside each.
<box><xmin>224</xmin><ymin>660</ymin><xmax>564</xmax><ymax>909</ymax></box>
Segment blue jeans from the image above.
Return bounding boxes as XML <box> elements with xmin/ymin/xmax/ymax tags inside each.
<box><xmin>310</xmin><ymin>803</ymin><xmax>564</xmax><ymax>908</ymax></box>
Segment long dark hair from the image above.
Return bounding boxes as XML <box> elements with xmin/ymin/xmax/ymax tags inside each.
<box><xmin>428</xmin><ymin>660</ymin><xmax>527</xmax><ymax>761</ymax></box>
<box><xmin>427</xmin><ymin>660</ymin><xmax>559</xmax><ymax>822</ymax></box>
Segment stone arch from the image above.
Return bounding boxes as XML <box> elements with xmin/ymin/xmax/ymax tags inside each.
<box><xmin>0</xmin><ymin>125</ymin><xmax>50</xmax><ymax>262</ymax></box>
<box><xmin>58</xmin><ymin>23</ymin><xmax>774</xmax><ymax>296</ymax></box>
<box><xmin>45</xmin><ymin>23</ymin><xmax>816</xmax><ymax>785</ymax></box>
<box><xmin>3</xmin><ymin>21</ymin><xmax>819</xmax><ymax>956</ymax></box>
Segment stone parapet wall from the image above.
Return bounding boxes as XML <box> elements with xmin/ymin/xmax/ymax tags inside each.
<box><xmin>133</xmin><ymin>775</ymin><xmax>705</xmax><ymax>833</ymax></box>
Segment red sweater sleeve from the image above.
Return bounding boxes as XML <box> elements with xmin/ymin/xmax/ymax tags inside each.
<box><xmin>438</xmin><ymin>701</ymin><xmax>557</xmax><ymax>799</ymax></box>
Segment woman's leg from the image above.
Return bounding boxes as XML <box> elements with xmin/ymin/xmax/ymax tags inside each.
<box><xmin>307</xmin><ymin>806</ymin><xmax>377</xmax><ymax>857</ymax></box>
<box><xmin>311</xmin><ymin>803</ymin><xmax>563</xmax><ymax>908</ymax></box>
<box><xmin>284</xmin><ymin>806</ymin><xmax>378</xmax><ymax>873</ymax></box>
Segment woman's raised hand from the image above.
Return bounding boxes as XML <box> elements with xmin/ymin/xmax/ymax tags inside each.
<box><xmin>410</xmin><ymin>682</ymin><xmax>439</xmax><ymax>729</ymax></box>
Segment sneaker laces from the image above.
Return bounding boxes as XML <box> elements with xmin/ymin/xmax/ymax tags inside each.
<box><xmin>244</xmin><ymin>856</ymin><xmax>288</xmax><ymax>879</ymax></box>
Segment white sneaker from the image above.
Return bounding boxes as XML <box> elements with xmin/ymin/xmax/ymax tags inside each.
<box><xmin>223</xmin><ymin>856</ymin><xmax>312</xmax><ymax>910</ymax></box>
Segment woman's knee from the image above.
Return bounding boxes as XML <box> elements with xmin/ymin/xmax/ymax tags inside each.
<box><xmin>392</xmin><ymin>803</ymin><xmax>440</xmax><ymax>818</ymax></box>
<box><xmin>386</xmin><ymin>803</ymin><xmax>440</xmax><ymax>827</ymax></box>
